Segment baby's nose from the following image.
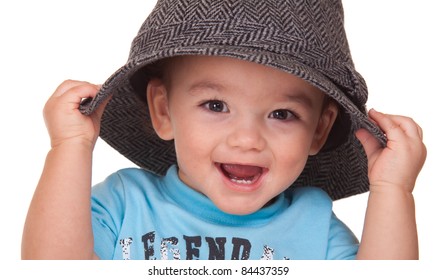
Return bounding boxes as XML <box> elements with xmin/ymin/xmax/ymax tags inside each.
<box><xmin>226</xmin><ymin>117</ymin><xmax>266</xmax><ymax>152</ymax></box>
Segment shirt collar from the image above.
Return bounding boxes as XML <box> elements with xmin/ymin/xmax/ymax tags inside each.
<box><xmin>161</xmin><ymin>165</ymin><xmax>289</xmax><ymax>227</ymax></box>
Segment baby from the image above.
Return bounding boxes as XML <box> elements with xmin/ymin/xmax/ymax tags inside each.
<box><xmin>22</xmin><ymin>0</ymin><xmax>426</xmax><ymax>259</ymax></box>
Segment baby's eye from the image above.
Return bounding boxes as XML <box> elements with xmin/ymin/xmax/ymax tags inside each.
<box><xmin>202</xmin><ymin>100</ymin><xmax>229</xmax><ymax>113</ymax></box>
<box><xmin>268</xmin><ymin>109</ymin><xmax>297</xmax><ymax>121</ymax></box>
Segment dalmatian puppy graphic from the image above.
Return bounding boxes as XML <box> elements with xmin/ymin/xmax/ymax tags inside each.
<box><xmin>261</xmin><ymin>245</ymin><xmax>274</xmax><ymax>260</ymax></box>
<box><xmin>119</xmin><ymin>237</ymin><xmax>133</xmax><ymax>260</ymax></box>
<box><xmin>160</xmin><ymin>237</ymin><xmax>181</xmax><ymax>260</ymax></box>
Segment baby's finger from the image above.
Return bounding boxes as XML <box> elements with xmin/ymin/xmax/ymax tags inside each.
<box><xmin>51</xmin><ymin>80</ymin><xmax>92</xmax><ymax>97</ymax></box>
<box><xmin>417</xmin><ymin>123</ymin><xmax>423</xmax><ymax>140</ymax></box>
<box><xmin>355</xmin><ymin>128</ymin><xmax>382</xmax><ymax>161</ymax></box>
<box><xmin>44</xmin><ymin>83</ymin><xmax>101</xmax><ymax>121</ymax></box>
<box><xmin>57</xmin><ymin>84</ymin><xmax>101</xmax><ymax>107</ymax></box>
<box><xmin>369</xmin><ymin>109</ymin><xmax>422</xmax><ymax>140</ymax></box>
<box><xmin>381</xmin><ymin>114</ymin><xmax>423</xmax><ymax>141</ymax></box>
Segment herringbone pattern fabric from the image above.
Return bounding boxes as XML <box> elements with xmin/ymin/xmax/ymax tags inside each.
<box><xmin>80</xmin><ymin>0</ymin><xmax>386</xmax><ymax>200</ymax></box>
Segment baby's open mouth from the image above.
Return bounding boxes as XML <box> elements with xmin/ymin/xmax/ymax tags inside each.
<box><xmin>218</xmin><ymin>163</ymin><xmax>266</xmax><ymax>185</ymax></box>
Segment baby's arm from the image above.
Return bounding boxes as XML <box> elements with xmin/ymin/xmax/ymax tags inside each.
<box><xmin>22</xmin><ymin>81</ymin><xmax>109</xmax><ymax>259</ymax></box>
<box><xmin>355</xmin><ymin>109</ymin><xmax>426</xmax><ymax>259</ymax></box>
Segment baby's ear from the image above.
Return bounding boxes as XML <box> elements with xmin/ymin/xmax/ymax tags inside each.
<box><xmin>146</xmin><ymin>79</ymin><xmax>174</xmax><ymax>140</ymax></box>
<box><xmin>309</xmin><ymin>101</ymin><xmax>338</xmax><ymax>155</ymax></box>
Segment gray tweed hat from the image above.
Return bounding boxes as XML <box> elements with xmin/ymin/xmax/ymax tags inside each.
<box><xmin>80</xmin><ymin>0</ymin><xmax>386</xmax><ymax>200</ymax></box>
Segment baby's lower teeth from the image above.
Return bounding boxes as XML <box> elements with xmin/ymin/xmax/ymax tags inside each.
<box><xmin>230</xmin><ymin>178</ymin><xmax>253</xmax><ymax>184</ymax></box>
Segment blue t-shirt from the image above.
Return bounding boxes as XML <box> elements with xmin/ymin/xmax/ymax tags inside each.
<box><xmin>91</xmin><ymin>166</ymin><xmax>359</xmax><ymax>260</ymax></box>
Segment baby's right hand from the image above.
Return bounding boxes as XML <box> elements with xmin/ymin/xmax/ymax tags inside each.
<box><xmin>43</xmin><ymin>80</ymin><xmax>109</xmax><ymax>149</ymax></box>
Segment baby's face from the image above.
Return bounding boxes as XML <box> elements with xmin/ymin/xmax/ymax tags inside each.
<box><xmin>147</xmin><ymin>56</ymin><xmax>337</xmax><ymax>215</ymax></box>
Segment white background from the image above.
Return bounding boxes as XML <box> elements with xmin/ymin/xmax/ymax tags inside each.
<box><xmin>0</xmin><ymin>0</ymin><xmax>434</xmax><ymax>275</ymax></box>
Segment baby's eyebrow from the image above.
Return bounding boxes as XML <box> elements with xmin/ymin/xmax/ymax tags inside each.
<box><xmin>188</xmin><ymin>80</ymin><xmax>227</xmax><ymax>94</ymax></box>
<box><xmin>283</xmin><ymin>92</ymin><xmax>315</xmax><ymax>109</ymax></box>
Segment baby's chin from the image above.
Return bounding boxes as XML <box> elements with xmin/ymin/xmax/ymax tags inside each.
<box><xmin>212</xmin><ymin>197</ymin><xmax>275</xmax><ymax>216</ymax></box>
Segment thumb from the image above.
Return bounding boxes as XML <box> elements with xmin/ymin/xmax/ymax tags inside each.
<box><xmin>355</xmin><ymin>128</ymin><xmax>382</xmax><ymax>163</ymax></box>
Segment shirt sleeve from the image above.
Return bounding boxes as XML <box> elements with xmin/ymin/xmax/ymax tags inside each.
<box><xmin>91</xmin><ymin>172</ymin><xmax>127</xmax><ymax>259</ymax></box>
<box><xmin>326</xmin><ymin>213</ymin><xmax>359</xmax><ymax>260</ymax></box>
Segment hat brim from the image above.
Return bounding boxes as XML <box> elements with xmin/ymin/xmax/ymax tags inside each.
<box><xmin>80</xmin><ymin>45</ymin><xmax>387</xmax><ymax>200</ymax></box>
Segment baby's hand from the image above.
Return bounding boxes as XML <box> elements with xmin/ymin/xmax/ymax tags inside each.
<box><xmin>355</xmin><ymin>109</ymin><xmax>426</xmax><ymax>194</ymax></box>
<box><xmin>43</xmin><ymin>80</ymin><xmax>109</xmax><ymax>149</ymax></box>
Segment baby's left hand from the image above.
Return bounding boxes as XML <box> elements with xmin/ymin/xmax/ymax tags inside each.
<box><xmin>355</xmin><ymin>109</ymin><xmax>426</xmax><ymax>194</ymax></box>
